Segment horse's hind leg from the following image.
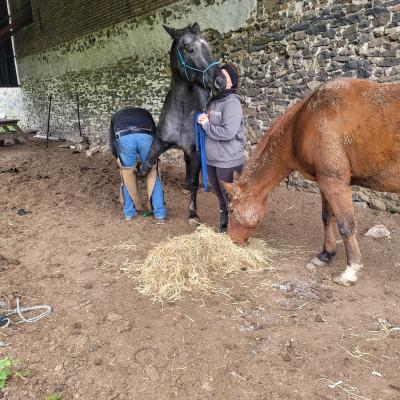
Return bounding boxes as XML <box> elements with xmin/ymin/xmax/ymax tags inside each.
<box><xmin>188</xmin><ymin>151</ymin><xmax>201</xmax><ymax>222</ymax></box>
<box><xmin>319</xmin><ymin>180</ymin><xmax>363</xmax><ymax>286</ymax></box>
<box><xmin>306</xmin><ymin>193</ymin><xmax>337</xmax><ymax>270</ymax></box>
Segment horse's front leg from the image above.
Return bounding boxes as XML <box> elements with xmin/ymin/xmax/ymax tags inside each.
<box><xmin>138</xmin><ymin>136</ymin><xmax>170</xmax><ymax>177</ymax></box>
<box><xmin>319</xmin><ymin>180</ymin><xmax>363</xmax><ymax>286</ymax></box>
<box><xmin>183</xmin><ymin>153</ymin><xmax>191</xmax><ymax>191</ymax></box>
<box><xmin>188</xmin><ymin>151</ymin><xmax>201</xmax><ymax>222</ymax></box>
<box><xmin>307</xmin><ymin>193</ymin><xmax>337</xmax><ymax>270</ymax></box>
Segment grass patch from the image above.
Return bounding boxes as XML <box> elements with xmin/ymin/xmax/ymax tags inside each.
<box><xmin>0</xmin><ymin>357</ymin><xmax>19</xmax><ymax>389</ymax></box>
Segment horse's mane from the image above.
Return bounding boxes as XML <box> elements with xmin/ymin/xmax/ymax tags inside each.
<box><xmin>257</xmin><ymin>93</ymin><xmax>311</xmax><ymax>157</ymax></box>
<box><xmin>240</xmin><ymin>91</ymin><xmax>313</xmax><ymax>185</ymax></box>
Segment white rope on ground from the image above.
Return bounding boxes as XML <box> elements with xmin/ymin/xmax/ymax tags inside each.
<box><xmin>0</xmin><ymin>298</ymin><xmax>52</xmax><ymax>328</ymax></box>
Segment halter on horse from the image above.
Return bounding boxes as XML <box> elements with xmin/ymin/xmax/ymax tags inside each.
<box><xmin>176</xmin><ymin>47</ymin><xmax>219</xmax><ymax>90</ymax></box>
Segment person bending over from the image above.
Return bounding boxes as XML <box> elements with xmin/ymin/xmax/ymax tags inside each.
<box><xmin>109</xmin><ymin>107</ymin><xmax>167</xmax><ymax>222</ymax></box>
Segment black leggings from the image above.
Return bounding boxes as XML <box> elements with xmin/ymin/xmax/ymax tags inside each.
<box><xmin>207</xmin><ymin>164</ymin><xmax>243</xmax><ymax>212</ymax></box>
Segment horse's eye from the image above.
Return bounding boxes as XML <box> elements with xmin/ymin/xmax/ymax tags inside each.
<box><xmin>229</xmin><ymin>208</ymin><xmax>233</xmax><ymax>214</ymax></box>
<box><xmin>188</xmin><ymin>47</ymin><xmax>195</xmax><ymax>54</ymax></box>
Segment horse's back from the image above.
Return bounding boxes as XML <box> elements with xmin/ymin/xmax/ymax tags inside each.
<box><xmin>306</xmin><ymin>78</ymin><xmax>400</xmax><ymax>115</ymax></box>
<box><xmin>294</xmin><ymin>78</ymin><xmax>400</xmax><ymax>192</ymax></box>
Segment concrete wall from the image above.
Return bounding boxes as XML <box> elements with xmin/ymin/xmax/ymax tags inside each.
<box><xmin>8</xmin><ymin>0</ymin><xmax>255</xmax><ymax>141</ymax></box>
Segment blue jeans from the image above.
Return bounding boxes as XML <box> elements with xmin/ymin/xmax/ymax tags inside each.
<box><xmin>117</xmin><ymin>133</ymin><xmax>167</xmax><ymax>219</ymax></box>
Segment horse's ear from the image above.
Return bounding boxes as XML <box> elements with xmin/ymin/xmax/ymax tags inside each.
<box><xmin>190</xmin><ymin>22</ymin><xmax>201</xmax><ymax>35</ymax></box>
<box><xmin>233</xmin><ymin>170</ymin><xmax>241</xmax><ymax>182</ymax></box>
<box><xmin>221</xmin><ymin>181</ymin><xmax>235</xmax><ymax>198</ymax></box>
<box><xmin>163</xmin><ymin>25</ymin><xmax>180</xmax><ymax>40</ymax></box>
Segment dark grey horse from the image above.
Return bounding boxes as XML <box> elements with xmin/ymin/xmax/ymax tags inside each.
<box><xmin>138</xmin><ymin>23</ymin><xmax>226</xmax><ymax>221</ymax></box>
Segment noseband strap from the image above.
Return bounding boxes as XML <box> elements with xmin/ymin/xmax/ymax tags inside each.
<box><xmin>176</xmin><ymin>48</ymin><xmax>219</xmax><ymax>88</ymax></box>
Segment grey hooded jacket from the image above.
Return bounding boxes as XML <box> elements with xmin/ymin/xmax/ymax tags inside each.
<box><xmin>202</xmin><ymin>93</ymin><xmax>245</xmax><ymax>168</ymax></box>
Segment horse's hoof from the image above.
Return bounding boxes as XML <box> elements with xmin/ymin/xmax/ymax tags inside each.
<box><xmin>306</xmin><ymin>256</ymin><xmax>328</xmax><ymax>271</ymax></box>
<box><xmin>333</xmin><ymin>274</ymin><xmax>356</xmax><ymax>286</ymax></box>
<box><xmin>333</xmin><ymin>264</ymin><xmax>361</xmax><ymax>286</ymax></box>
<box><xmin>137</xmin><ymin>169</ymin><xmax>148</xmax><ymax>178</ymax></box>
<box><xmin>306</xmin><ymin>262</ymin><xmax>317</xmax><ymax>271</ymax></box>
<box><xmin>188</xmin><ymin>216</ymin><xmax>200</xmax><ymax>226</ymax></box>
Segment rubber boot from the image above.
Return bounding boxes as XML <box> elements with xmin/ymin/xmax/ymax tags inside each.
<box><xmin>219</xmin><ymin>209</ymin><xmax>228</xmax><ymax>233</ymax></box>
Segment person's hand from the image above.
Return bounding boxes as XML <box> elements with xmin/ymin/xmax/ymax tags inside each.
<box><xmin>197</xmin><ymin>113</ymin><xmax>209</xmax><ymax>126</ymax></box>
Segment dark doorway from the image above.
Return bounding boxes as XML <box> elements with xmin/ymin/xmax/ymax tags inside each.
<box><xmin>0</xmin><ymin>0</ymin><xmax>18</xmax><ymax>87</ymax></box>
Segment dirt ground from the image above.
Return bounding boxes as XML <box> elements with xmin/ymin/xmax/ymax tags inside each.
<box><xmin>0</xmin><ymin>139</ymin><xmax>399</xmax><ymax>400</ymax></box>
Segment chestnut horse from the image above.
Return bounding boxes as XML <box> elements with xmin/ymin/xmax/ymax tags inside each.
<box><xmin>223</xmin><ymin>78</ymin><xmax>400</xmax><ymax>286</ymax></box>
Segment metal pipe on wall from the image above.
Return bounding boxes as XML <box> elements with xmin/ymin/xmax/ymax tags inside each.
<box><xmin>46</xmin><ymin>93</ymin><xmax>52</xmax><ymax>148</ymax></box>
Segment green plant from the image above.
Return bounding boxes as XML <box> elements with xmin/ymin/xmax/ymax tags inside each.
<box><xmin>44</xmin><ymin>394</ymin><xmax>63</xmax><ymax>400</ymax></box>
<box><xmin>0</xmin><ymin>357</ymin><xmax>19</xmax><ymax>389</ymax></box>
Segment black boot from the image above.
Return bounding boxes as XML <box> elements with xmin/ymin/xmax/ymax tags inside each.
<box><xmin>219</xmin><ymin>210</ymin><xmax>228</xmax><ymax>233</ymax></box>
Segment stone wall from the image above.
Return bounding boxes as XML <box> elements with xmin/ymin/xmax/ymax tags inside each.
<box><xmin>2</xmin><ymin>0</ymin><xmax>400</xmax><ymax>211</ymax></box>
<box><xmin>287</xmin><ymin>171</ymin><xmax>400</xmax><ymax>212</ymax></box>
<box><xmin>207</xmin><ymin>0</ymin><xmax>400</xmax><ymax>145</ymax></box>
<box><xmin>208</xmin><ymin>0</ymin><xmax>400</xmax><ymax>212</ymax></box>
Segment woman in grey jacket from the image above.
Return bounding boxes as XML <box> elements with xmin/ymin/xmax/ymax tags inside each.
<box><xmin>198</xmin><ymin>64</ymin><xmax>244</xmax><ymax>232</ymax></box>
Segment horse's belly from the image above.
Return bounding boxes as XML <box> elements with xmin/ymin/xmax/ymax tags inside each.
<box><xmin>351</xmin><ymin>163</ymin><xmax>400</xmax><ymax>193</ymax></box>
<box><xmin>297</xmin><ymin>168</ymin><xmax>317</xmax><ymax>182</ymax></box>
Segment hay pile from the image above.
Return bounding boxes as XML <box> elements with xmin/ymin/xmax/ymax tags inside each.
<box><xmin>122</xmin><ymin>225</ymin><xmax>278</xmax><ymax>302</ymax></box>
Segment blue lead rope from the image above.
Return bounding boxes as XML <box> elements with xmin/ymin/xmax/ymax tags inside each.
<box><xmin>195</xmin><ymin>112</ymin><xmax>208</xmax><ymax>192</ymax></box>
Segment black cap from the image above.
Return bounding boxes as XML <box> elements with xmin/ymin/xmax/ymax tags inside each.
<box><xmin>221</xmin><ymin>63</ymin><xmax>239</xmax><ymax>89</ymax></box>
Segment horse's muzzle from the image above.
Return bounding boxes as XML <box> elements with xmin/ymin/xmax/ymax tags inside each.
<box><xmin>213</xmin><ymin>74</ymin><xmax>227</xmax><ymax>93</ymax></box>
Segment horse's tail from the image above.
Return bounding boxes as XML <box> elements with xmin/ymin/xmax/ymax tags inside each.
<box><xmin>108</xmin><ymin>115</ymin><xmax>118</xmax><ymax>158</ymax></box>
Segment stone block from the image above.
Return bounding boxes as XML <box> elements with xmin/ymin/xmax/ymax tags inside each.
<box><xmin>374</xmin><ymin>26</ymin><xmax>385</xmax><ymax>36</ymax></box>
<box><xmin>290</xmin><ymin>22</ymin><xmax>310</xmax><ymax>32</ymax></box>
<box><xmin>307</xmin><ymin>81</ymin><xmax>320</xmax><ymax>91</ymax></box>
<box><xmin>369</xmin><ymin>198</ymin><xmax>387</xmax><ymax>211</ymax></box>
<box><xmin>366</xmin><ymin>6</ymin><xmax>388</xmax><ymax>17</ymax></box>
<box><xmin>305</xmin><ymin>22</ymin><xmax>328</xmax><ymax>35</ymax></box>
<box><xmin>321</xmin><ymin>29</ymin><xmax>337</xmax><ymax>39</ymax></box>
<box><xmin>377</xmin><ymin>57</ymin><xmax>400</xmax><ymax>67</ymax></box>
<box><xmin>333</xmin><ymin>55</ymin><xmax>350</xmax><ymax>63</ymax></box>
<box><xmin>344</xmin><ymin>60</ymin><xmax>359</xmax><ymax>70</ymax></box>
<box><xmin>249</xmin><ymin>44</ymin><xmax>266</xmax><ymax>53</ymax></box>
<box><xmin>392</xmin><ymin>12</ymin><xmax>400</xmax><ymax>23</ymax></box>
<box><xmin>343</xmin><ymin>25</ymin><xmax>359</xmax><ymax>37</ymax></box>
